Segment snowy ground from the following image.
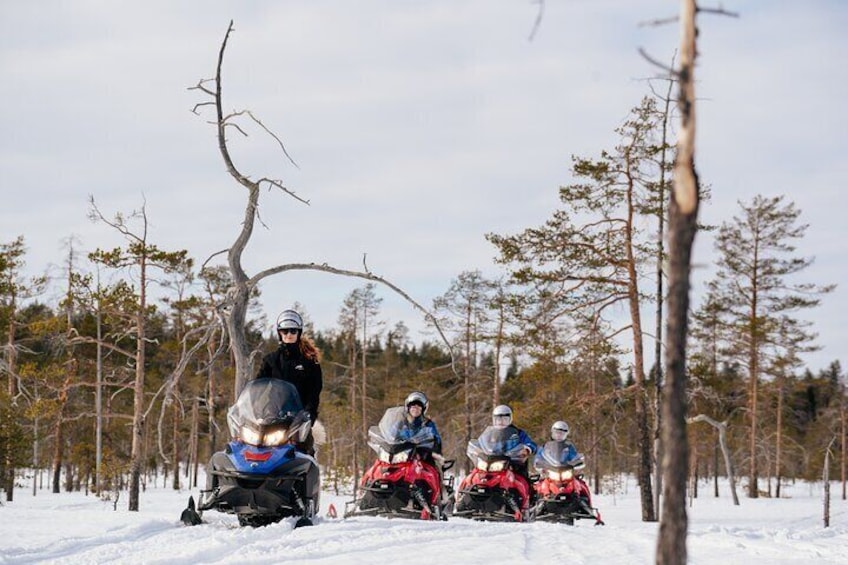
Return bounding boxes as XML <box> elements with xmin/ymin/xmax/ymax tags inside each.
<box><xmin>1</xmin><ymin>472</ymin><xmax>847</xmax><ymax>564</ymax></box>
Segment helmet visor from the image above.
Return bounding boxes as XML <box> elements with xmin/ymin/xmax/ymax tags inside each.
<box><xmin>493</xmin><ymin>414</ymin><xmax>512</xmax><ymax>427</ymax></box>
<box><xmin>551</xmin><ymin>428</ymin><xmax>568</xmax><ymax>441</ymax></box>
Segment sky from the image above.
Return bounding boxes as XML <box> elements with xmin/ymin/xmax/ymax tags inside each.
<box><xmin>2</xmin><ymin>472</ymin><xmax>847</xmax><ymax>563</ymax></box>
<box><xmin>1</xmin><ymin>1</ymin><xmax>846</xmax><ymax>373</ymax></box>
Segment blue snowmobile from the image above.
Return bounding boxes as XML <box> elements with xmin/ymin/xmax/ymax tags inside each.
<box><xmin>180</xmin><ymin>378</ymin><xmax>320</xmax><ymax>528</ymax></box>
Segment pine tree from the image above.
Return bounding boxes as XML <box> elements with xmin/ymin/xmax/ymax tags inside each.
<box><xmin>0</xmin><ymin>236</ymin><xmax>45</xmax><ymax>501</ymax></box>
<box><xmin>712</xmin><ymin>194</ymin><xmax>834</xmax><ymax>498</ymax></box>
<box><xmin>488</xmin><ymin>97</ymin><xmax>670</xmax><ymax>521</ymax></box>
<box><xmin>88</xmin><ymin>199</ymin><xmax>190</xmax><ymax>511</ymax></box>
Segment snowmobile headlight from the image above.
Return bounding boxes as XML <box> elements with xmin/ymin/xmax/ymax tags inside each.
<box><xmin>563</xmin><ymin>469</ymin><xmax>574</xmax><ymax>480</ymax></box>
<box><xmin>379</xmin><ymin>449</ymin><xmax>392</xmax><ymax>463</ymax></box>
<box><xmin>477</xmin><ymin>458</ymin><xmax>489</xmax><ymax>471</ymax></box>
<box><xmin>392</xmin><ymin>450</ymin><xmax>410</xmax><ymax>463</ymax></box>
<box><xmin>240</xmin><ymin>426</ymin><xmax>262</xmax><ymax>446</ymax></box>
<box><xmin>547</xmin><ymin>470</ymin><xmax>562</xmax><ymax>481</ymax></box>
<box><xmin>262</xmin><ymin>427</ymin><xmax>289</xmax><ymax>446</ymax></box>
<box><xmin>488</xmin><ymin>461</ymin><xmax>507</xmax><ymax>472</ymax></box>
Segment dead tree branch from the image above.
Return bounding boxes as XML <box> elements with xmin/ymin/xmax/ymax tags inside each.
<box><xmin>688</xmin><ymin>414</ymin><xmax>740</xmax><ymax>505</ymax></box>
<box><xmin>193</xmin><ymin>21</ymin><xmax>458</xmax><ymax>395</ymax></box>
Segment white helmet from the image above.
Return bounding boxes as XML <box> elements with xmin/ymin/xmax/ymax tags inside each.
<box><xmin>404</xmin><ymin>391</ymin><xmax>428</xmax><ymax>415</ymax></box>
<box><xmin>551</xmin><ymin>420</ymin><xmax>570</xmax><ymax>441</ymax></box>
<box><xmin>276</xmin><ymin>310</ymin><xmax>303</xmax><ymax>332</ymax></box>
<box><xmin>492</xmin><ymin>405</ymin><xmax>513</xmax><ymax>427</ymax></box>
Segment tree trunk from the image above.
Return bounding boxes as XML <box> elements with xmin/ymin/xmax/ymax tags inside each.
<box><xmin>464</xmin><ymin>303</ymin><xmax>473</xmax><ymax>474</ymax></box>
<box><xmin>591</xmin><ymin>328</ymin><xmax>600</xmax><ymax>495</ymax></box>
<box><xmin>493</xmin><ymin>299</ymin><xmax>504</xmax><ymax>407</ymax></box>
<box><xmin>5</xmin><ymin>311</ymin><xmax>17</xmax><ymax>502</ymax></box>
<box><xmin>823</xmin><ymin>438</ymin><xmax>835</xmax><ymax>527</ymax></box>
<box><xmin>51</xmin><ymin>367</ymin><xmax>74</xmax><ymax>493</ymax></box>
<box><xmin>128</xmin><ymin>254</ymin><xmax>147</xmax><ymax>512</ymax></box>
<box><xmin>31</xmin><ymin>408</ymin><xmax>38</xmax><ymax>497</ymax></box>
<box><xmin>190</xmin><ymin>397</ymin><xmax>199</xmax><ymax>488</ymax></box>
<box><xmin>349</xmin><ymin>330</ymin><xmax>359</xmax><ymax>498</ymax></box>
<box><xmin>775</xmin><ymin>378</ymin><xmax>783</xmax><ymax>498</ymax></box>
<box><xmin>657</xmin><ymin>2</ymin><xmax>698</xmax><ymax>562</ymax></box>
<box><xmin>713</xmin><ymin>429</ymin><xmax>719</xmax><ymax>498</ymax></box>
<box><xmin>95</xmin><ymin>297</ymin><xmax>103</xmax><ymax>494</ymax></box>
<box><xmin>361</xmin><ymin>308</ymin><xmax>368</xmax><ymax>447</ymax></box>
<box><xmin>171</xmin><ymin>401</ymin><xmax>180</xmax><ymax>490</ymax></box>
<box><xmin>657</xmin><ymin>191</ymin><xmax>697</xmax><ymax>561</ymax></box>
<box><xmin>653</xmin><ymin>68</ymin><xmax>673</xmax><ymax>517</ymax></box>
<box><xmin>207</xmin><ymin>342</ymin><xmax>218</xmax><ymax>458</ymax></box>
<box><xmin>748</xmin><ymin>249</ymin><xmax>760</xmax><ymax>499</ymax></box>
<box><xmin>841</xmin><ymin>383</ymin><xmax>845</xmax><ymax>500</ymax></box>
<box><xmin>625</xmin><ymin>162</ymin><xmax>655</xmax><ymax>522</ymax></box>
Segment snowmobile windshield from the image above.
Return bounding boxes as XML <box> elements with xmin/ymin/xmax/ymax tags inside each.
<box><xmin>469</xmin><ymin>425</ymin><xmax>527</xmax><ymax>460</ymax></box>
<box><xmin>228</xmin><ymin>378</ymin><xmax>304</xmax><ymax>431</ymax></box>
<box><xmin>535</xmin><ymin>440</ymin><xmax>584</xmax><ymax>470</ymax></box>
<box><xmin>368</xmin><ymin>406</ymin><xmax>436</xmax><ymax>451</ymax></box>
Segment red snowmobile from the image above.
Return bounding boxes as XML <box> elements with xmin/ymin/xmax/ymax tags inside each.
<box><xmin>532</xmin><ymin>441</ymin><xmax>603</xmax><ymax>525</ymax></box>
<box><xmin>453</xmin><ymin>426</ymin><xmax>534</xmax><ymax>522</ymax></box>
<box><xmin>346</xmin><ymin>406</ymin><xmax>453</xmax><ymax>520</ymax></box>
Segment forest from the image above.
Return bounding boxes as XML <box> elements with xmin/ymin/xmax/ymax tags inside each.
<box><xmin>1</xmin><ymin>93</ymin><xmax>842</xmax><ymax>519</ymax></box>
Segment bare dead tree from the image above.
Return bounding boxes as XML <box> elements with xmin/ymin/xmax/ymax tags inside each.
<box><xmin>649</xmin><ymin>53</ymin><xmax>677</xmax><ymax>518</ymax></box>
<box><xmin>152</xmin><ymin>323</ymin><xmax>219</xmax><ymax>465</ymax></box>
<box><xmin>688</xmin><ymin>414</ymin><xmax>739</xmax><ymax>505</ymax></box>
<box><xmin>823</xmin><ymin>436</ymin><xmax>836</xmax><ymax>528</ymax></box>
<box><xmin>656</xmin><ymin>2</ymin><xmax>738</xmax><ymax>563</ymax></box>
<box><xmin>191</xmin><ymin>21</ymin><xmax>455</xmax><ymax>397</ymax></box>
<box><xmin>656</xmin><ymin>1</ymin><xmax>699</xmax><ymax>562</ymax></box>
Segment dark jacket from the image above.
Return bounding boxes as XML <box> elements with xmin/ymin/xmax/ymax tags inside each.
<box><xmin>255</xmin><ymin>343</ymin><xmax>323</xmax><ymax>422</ymax></box>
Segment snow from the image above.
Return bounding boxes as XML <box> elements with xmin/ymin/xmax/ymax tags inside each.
<box><xmin>1</xmin><ymin>473</ymin><xmax>847</xmax><ymax>564</ymax></box>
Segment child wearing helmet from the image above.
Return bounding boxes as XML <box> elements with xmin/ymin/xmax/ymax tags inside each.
<box><xmin>402</xmin><ymin>391</ymin><xmax>452</xmax><ymax>510</ymax></box>
<box><xmin>490</xmin><ymin>404</ymin><xmax>538</xmax><ymax>482</ymax></box>
<box><xmin>549</xmin><ymin>420</ymin><xmax>579</xmax><ymax>463</ymax></box>
<box><xmin>491</xmin><ymin>404</ymin><xmax>538</xmax><ymax>459</ymax></box>
<box><xmin>255</xmin><ymin>309</ymin><xmax>323</xmax><ymax>455</ymax></box>
<box><xmin>401</xmin><ymin>391</ymin><xmax>442</xmax><ymax>455</ymax></box>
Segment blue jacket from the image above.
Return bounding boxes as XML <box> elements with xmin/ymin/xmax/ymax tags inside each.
<box><xmin>557</xmin><ymin>440</ymin><xmax>579</xmax><ymax>462</ymax></box>
<box><xmin>401</xmin><ymin>416</ymin><xmax>442</xmax><ymax>454</ymax></box>
<box><xmin>507</xmin><ymin>425</ymin><xmax>538</xmax><ymax>455</ymax></box>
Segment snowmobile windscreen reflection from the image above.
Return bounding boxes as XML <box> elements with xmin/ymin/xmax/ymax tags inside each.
<box><xmin>468</xmin><ymin>426</ymin><xmax>528</xmax><ymax>466</ymax></box>
<box><xmin>368</xmin><ymin>406</ymin><xmax>436</xmax><ymax>461</ymax></box>
<box><xmin>226</xmin><ymin>378</ymin><xmax>310</xmax><ymax>446</ymax></box>
<box><xmin>534</xmin><ymin>442</ymin><xmax>584</xmax><ymax>471</ymax></box>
